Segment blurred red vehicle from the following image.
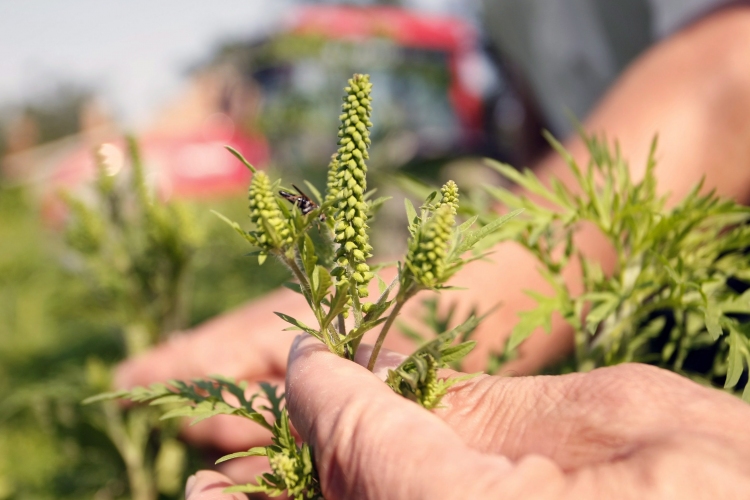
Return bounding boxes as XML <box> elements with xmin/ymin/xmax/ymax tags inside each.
<box><xmin>286</xmin><ymin>4</ymin><xmax>487</xmax><ymax>144</ymax></box>
<box><xmin>22</xmin><ymin>5</ymin><xmax>529</xmax><ymax>223</ymax></box>
<box><xmin>206</xmin><ymin>4</ymin><xmax>528</xmax><ymax>170</ymax></box>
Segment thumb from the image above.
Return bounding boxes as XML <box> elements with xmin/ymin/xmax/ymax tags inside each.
<box><xmin>185</xmin><ymin>470</ymin><xmax>244</xmax><ymax>500</ymax></box>
<box><xmin>285</xmin><ymin>335</ymin><xmax>512</xmax><ymax>500</ymax></box>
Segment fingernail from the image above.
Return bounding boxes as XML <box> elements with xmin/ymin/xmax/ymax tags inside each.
<box><xmin>290</xmin><ymin>334</ymin><xmax>306</xmax><ymax>354</ymax></box>
<box><xmin>185</xmin><ymin>474</ymin><xmax>196</xmax><ymax>498</ymax></box>
<box><xmin>288</xmin><ymin>334</ymin><xmax>321</xmax><ymax>362</ymax></box>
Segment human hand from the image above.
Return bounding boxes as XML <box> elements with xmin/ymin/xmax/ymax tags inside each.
<box><xmin>188</xmin><ymin>335</ymin><xmax>750</xmax><ymax>499</ymax></box>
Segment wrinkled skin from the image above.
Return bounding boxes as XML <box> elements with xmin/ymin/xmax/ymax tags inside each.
<box><xmin>185</xmin><ymin>336</ymin><xmax>750</xmax><ymax>500</ymax></box>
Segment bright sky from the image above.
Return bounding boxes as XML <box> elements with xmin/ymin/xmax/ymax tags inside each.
<box><xmin>0</xmin><ymin>0</ymin><xmax>291</xmax><ymax>126</ymax></box>
<box><xmin>0</xmin><ymin>0</ymin><xmax>476</xmax><ymax>127</ymax></box>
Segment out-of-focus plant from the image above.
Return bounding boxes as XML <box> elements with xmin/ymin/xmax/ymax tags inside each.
<box><xmin>63</xmin><ymin>138</ymin><xmax>201</xmax><ymax>351</ymax></box>
<box><xmin>0</xmin><ymin>155</ymin><xmax>289</xmax><ymax>499</ymax></box>
<box><xmin>66</xmin><ymin>137</ymin><xmax>202</xmax><ymax>500</ymax></box>
<box><xmin>484</xmin><ymin>132</ymin><xmax>750</xmax><ymax>398</ymax></box>
<box><xmin>92</xmin><ymin>74</ymin><xmax>520</xmax><ymax>499</ymax></box>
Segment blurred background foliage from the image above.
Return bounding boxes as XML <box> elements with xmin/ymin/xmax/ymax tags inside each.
<box><xmin>0</xmin><ymin>182</ymin><xmax>290</xmax><ymax>499</ymax></box>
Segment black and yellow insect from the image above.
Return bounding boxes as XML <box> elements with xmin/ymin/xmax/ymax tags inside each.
<box><xmin>279</xmin><ymin>185</ymin><xmax>325</xmax><ymax>220</ymax></box>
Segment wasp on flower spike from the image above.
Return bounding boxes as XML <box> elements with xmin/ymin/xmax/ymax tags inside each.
<box><xmin>279</xmin><ymin>184</ymin><xmax>326</xmax><ymax>221</ymax></box>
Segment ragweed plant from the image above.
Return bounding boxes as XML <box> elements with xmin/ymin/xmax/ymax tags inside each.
<box><xmin>90</xmin><ymin>74</ymin><xmax>520</xmax><ymax>499</ymax></box>
<box><xmin>485</xmin><ymin>131</ymin><xmax>750</xmax><ymax>399</ymax></box>
<box><xmin>67</xmin><ymin>138</ymin><xmax>201</xmax><ymax>500</ymax></box>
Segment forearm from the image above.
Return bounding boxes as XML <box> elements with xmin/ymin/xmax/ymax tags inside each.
<box><xmin>424</xmin><ymin>6</ymin><xmax>750</xmax><ymax>373</ymax></box>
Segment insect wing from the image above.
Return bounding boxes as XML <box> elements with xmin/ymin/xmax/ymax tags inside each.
<box><xmin>291</xmin><ymin>185</ymin><xmax>319</xmax><ymax>216</ymax></box>
<box><xmin>278</xmin><ymin>185</ymin><xmax>325</xmax><ymax>221</ymax></box>
<box><xmin>278</xmin><ymin>190</ymin><xmax>298</xmax><ymax>204</ymax></box>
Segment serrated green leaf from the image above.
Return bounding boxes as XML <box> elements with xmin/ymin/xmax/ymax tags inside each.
<box><xmin>585</xmin><ymin>294</ymin><xmax>620</xmax><ymax>335</ymax></box>
<box><xmin>725</xmin><ymin>328</ymin><xmax>745</xmax><ymax>389</ymax></box>
<box><xmin>258</xmin><ymin>382</ymin><xmax>285</xmax><ymax>420</ymax></box>
<box><xmin>423</xmin><ymin>191</ymin><xmax>438</xmax><ymax>207</ymax></box>
<box><xmin>705</xmin><ymin>306</ymin><xmax>723</xmax><ymax>341</ymax></box>
<box><xmin>82</xmin><ymin>390</ymin><xmax>132</xmax><ymax>405</ymax></box>
<box><xmin>160</xmin><ymin>401</ymin><xmax>266</xmax><ymax>427</ymax></box>
<box><xmin>376</xmin><ymin>273</ymin><xmax>388</xmax><ymax>295</ymax></box>
<box><xmin>405</xmin><ymin>198</ymin><xmax>418</xmax><ymax>228</ymax></box>
<box><xmin>722</xmin><ymin>289</ymin><xmax>750</xmax><ymax>314</ymax></box>
<box><xmin>301</xmin><ymin>234</ymin><xmax>317</xmax><ymax>277</ymax></box>
<box><xmin>225</xmin><ymin>145</ymin><xmax>257</xmax><ymax>173</ymax></box>
<box><xmin>508</xmin><ymin>292</ymin><xmax>561</xmax><ymax>351</ymax></box>
<box><xmin>486</xmin><ymin>160</ymin><xmax>568</xmax><ymax>207</ymax></box>
<box><xmin>457</xmin><ymin>215</ymin><xmax>478</xmax><ymax>233</ymax></box>
<box><xmin>454</xmin><ymin>209</ymin><xmax>523</xmax><ymax>256</ymax></box>
<box><xmin>340</xmin><ymin>317</ymin><xmax>389</xmax><ymax>346</ymax></box>
<box><xmin>273</xmin><ymin>312</ymin><xmax>320</xmax><ymax>338</ymax></box>
<box><xmin>212</xmin><ymin>210</ymin><xmax>256</xmax><ymax>245</ymax></box>
<box><xmin>216</xmin><ymin>447</ymin><xmax>268</xmax><ymax>464</ymax></box>
<box><xmin>440</xmin><ymin>341</ymin><xmax>477</xmax><ymax>364</ymax></box>
<box><xmin>312</xmin><ymin>265</ymin><xmax>332</xmax><ymax>304</ymax></box>
<box><xmin>225</xmin><ymin>482</ymin><xmax>283</xmax><ymax>495</ymax></box>
<box><xmin>310</xmin><ymin>265</ymin><xmax>320</xmax><ymax>302</ymax></box>
<box><xmin>321</xmin><ymin>283</ymin><xmax>350</xmax><ymax>330</ymax></box>
<box><xmin>148</xmin><ymin>394</ymin><xmax>188</xmax><ymax>405</ymax></box>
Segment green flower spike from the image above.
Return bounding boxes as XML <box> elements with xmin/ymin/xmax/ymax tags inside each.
<box><xmin>330</xmin><ymin>74</ymin><xmax>375</xmax><ymax>298</ymax></box>
<box><xmin>323</xmin><ymin>153</ymin><xmax>340</xmax><ymax>218</ymax></box>
<box><xmin>439</xmin><ymin>180</ymin><xmax>459</xmax><ymax>215</ymax></box>
<box><xmin>248</xmin><ymin>171</ymin><xmax>294</xmax><ymax>262</ymax></box>
<box><xmin>406</xmin><ymin>204</ymin><xmax>455</xmax><ymax>288</ymax></box>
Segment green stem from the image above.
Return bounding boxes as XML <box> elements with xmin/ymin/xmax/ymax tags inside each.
<box><xmin>337</xmin><ymin>314</ymin><xmax>347</xmax><ymax>337</ymax></box>
<box><xmin>284</xmin><ymin>254</ymin><xmax>340</xmax><ymax>352</ymax></box>
<box><xmin>102</xmin><ymin>402</ymin><xmax>156</xmax><ymax>500</ymax></box>
<box><xmin>337</xmin><ymin>314</ymin><xmax>353</xmax><ymax>359</ymax></box>
<box><xmin>285</xmin><ymin>256</ymin><xmax>312</xmax><ymax>299</ymax></box>
<box><xmin>367</xmin><ymin>299</ymin><xmax>406</xmax><ymax>371</ymax></box>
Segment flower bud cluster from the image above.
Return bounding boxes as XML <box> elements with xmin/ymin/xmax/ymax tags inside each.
<box><xmin>439</xmin><ymin>180</ymin><xmax>459</xmax><ymax>215</ymax></box>
<box><xmin>387</xmin><ymin>352</ymin><xmax>443</xmax><ymax>410</ymax></box>
<box><xmin>415</xmin><ymin>353</ymin><xmax>441</xmax><ymax>409</ymax></box>
<box><xmin>330</xmin><ymin>74</ymin><xmax>374</xmax><ymax>297</ymax></box>
<box><xmin>268</xmin><ymin>451</ymin><xmax>307</xmax><ymax>498</ymax></box>
<box><xmin>248</xmin><ymin>171</ymin><xmax>293</xmax><ymax>251</ymax></box>
<box><xmin>323</xmin><ymin>153</ymin><xmax>339</xmax><ymax>216</ymax></box>
<box><xmin>405</xmin><ymin>204</ymin><xmax>455</xmax><ymax>288</ymax></box>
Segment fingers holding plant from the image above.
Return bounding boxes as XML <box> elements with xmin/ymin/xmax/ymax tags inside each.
<box><xmin>94</xmin><ymin>73</ymin><xmax>516</xmax><ymax>499</ymax></box>
<box><xmin>286</xmin><ymin>341</ymin><xmax>750</xmax><ymax>500</ymax></box>
<box><xmin>89</xmin><ymin>67</ymin><xmax>750</xmax><ymax>500</ymax></box>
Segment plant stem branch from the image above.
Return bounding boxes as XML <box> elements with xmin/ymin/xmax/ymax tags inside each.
<box><xmin>285</xmin><ymin>256</ymin><xmax>312</xmax><ymax>299</ymax></box>
<box><xmin>102</xmin><ymin>402</ymin><xmax>155</xmax><ymax>500</ymax></box>
<box><xmin>367</xmin><ymin>299</ymin><xmax>406</xmax><ymax>371</ymax></box>
<box><xmin>338</xmin><ymin>314</ymin><xmax>347</xmax><ymax>336</ymax></box>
